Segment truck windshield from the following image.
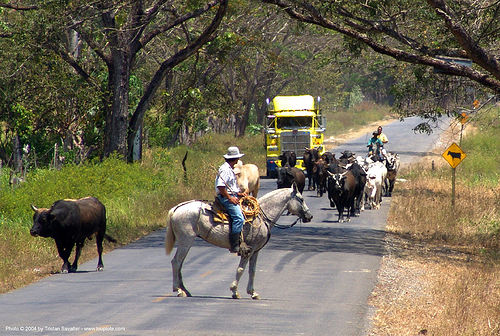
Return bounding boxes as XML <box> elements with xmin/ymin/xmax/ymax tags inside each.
<box><xmin>276</xmin><ymin>117</ymin><xmax>312</xmax><ymax>129</ymax></box>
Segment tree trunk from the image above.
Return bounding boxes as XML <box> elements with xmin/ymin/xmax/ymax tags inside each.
<box><xmin>103</xmin><ymin>52</ymin><xmax>130</xmax><ymax>159</ymax></box>
<box><xmin>12</xmin><ymin>133</ymin><xmax>22</xmax><ymax>172</ymax></box>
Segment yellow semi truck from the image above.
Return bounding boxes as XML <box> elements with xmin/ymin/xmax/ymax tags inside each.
<box><xmin>265</xmin><ymin>95</ymin><xmax>326</xmax><ymax>177</ymax></box>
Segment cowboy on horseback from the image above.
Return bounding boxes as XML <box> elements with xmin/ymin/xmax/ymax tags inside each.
<box><xmin>215</xmin><ymin>146</ymin><xmax>248</xmax><ymax>254</ymax></box>
<box><xmin>367</xmin><ymin>131</ymin><xmax>385</xmax><ymax>161</ymax></box>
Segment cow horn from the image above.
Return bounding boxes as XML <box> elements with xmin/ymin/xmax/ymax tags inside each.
<box><xmin>327</xmin><ymin>171</ymin><xmax>334</xmax><ymax>176</ymax></box>
<box><xmin>31</xmin><ymin>204</ymin><xmax>38</xmax><ymax>212</ymax></box>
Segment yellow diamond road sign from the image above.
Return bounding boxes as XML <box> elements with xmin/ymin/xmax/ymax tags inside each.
<box><xmin>442</xmin><ymin>142</ymin><xmax>466</xmax><ymax>168</ymax></box>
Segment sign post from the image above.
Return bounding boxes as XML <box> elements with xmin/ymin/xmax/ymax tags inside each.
<box><xmin>441</xmin><ymin>143</ymin><xmax>467</xmax><ymax>207</ymax></box>
<box><xmin>459</xmin><ymin>112</ymin><xmax>469</xmax><ymax>145</ymax></box>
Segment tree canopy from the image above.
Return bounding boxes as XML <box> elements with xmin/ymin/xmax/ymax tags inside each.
<box><xmin>1</xmin><ymin>0</ymin><xmax>498</xmax><ymax>167</ymax></box>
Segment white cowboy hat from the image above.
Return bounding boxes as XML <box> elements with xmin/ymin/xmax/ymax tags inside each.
<box><xmin>223</xmin><ymin>146</ymin><xmax>245</xmax><ymax>159</ymax></box>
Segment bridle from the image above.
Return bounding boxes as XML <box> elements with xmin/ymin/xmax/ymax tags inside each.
<box><xmin>259</xmin><ymin>192</ymin><xmax>306</xmax><ymax>230</ymax></box>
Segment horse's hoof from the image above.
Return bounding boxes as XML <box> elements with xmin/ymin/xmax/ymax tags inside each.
<box><xmin>232</xmin><ymin>292</ymin><xmax>241</xmax><ymax>299</ymax></box>
<box><xmin>251</xmin><ymin>292</ymin><xmax>260</xmax><ymax>300</ymax></box>
<box><xmin>176</xmin><ymin>289</ymin><xmax>187</xmax><ymax>297</ymax></box>
<box><xmin>97</xmin><ymin>266</ymin><xmax>104</xmax><ymax>272</ymax></box>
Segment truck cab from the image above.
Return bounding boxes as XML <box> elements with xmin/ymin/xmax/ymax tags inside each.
<box><xmin>265</xmin><ymin>95</ymin><xmax>326</xmax><ymax>177</ymax></box>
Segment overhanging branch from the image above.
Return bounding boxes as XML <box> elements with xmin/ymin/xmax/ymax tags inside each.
<box><xmin>261</xmin><ymin>0</ymin><xmax>500</xmax><ymax>93</ymax></box>
<box><xmin>0</xmin><ymin>3</ymin><xmax>39</xmax><ymax>10</ymax></box>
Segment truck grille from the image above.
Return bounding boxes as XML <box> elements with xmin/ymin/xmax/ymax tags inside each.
<box><xmin>281</xmin><ymin>131</ymin><xmax>309</xmax><ymax>157</ymax></box>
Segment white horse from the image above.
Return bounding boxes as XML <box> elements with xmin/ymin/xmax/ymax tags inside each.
<box><xmin>165</xmin><ymin>184</ymin><xmax>313</xmax><ymax>299</ymax></box>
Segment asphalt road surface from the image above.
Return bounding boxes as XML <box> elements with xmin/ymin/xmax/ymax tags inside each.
<box><xmin>1</xmin><ymin>117</ymin><xmax>449</xmax><ymax>336</ymax></box>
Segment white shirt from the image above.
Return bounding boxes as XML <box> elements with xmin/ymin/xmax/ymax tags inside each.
<box><xmin>215</xmin><ymin>161</ymin><xmax>240</xmax><ymax>196</ymax></box>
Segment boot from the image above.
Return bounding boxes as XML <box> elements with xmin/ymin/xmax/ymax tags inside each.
<box><xmin>229</xmin><ymin>232</ymin><xmax>240</xmax><ymax>253</ymax></box>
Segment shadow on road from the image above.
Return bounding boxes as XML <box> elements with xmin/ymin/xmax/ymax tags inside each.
<box><xmin>267</xmin><ymin>226</ymin><xmax>386</xmax><ymax>256</ymax></box>
<box><xmin>123</xmin><ymin>230</ymin><xmax>166</xmax><ymax>249</ymax></box>
<box><xmin>124</xmin><ymin>225</ymin><xmax>386</xmax><ymax>257</ymax></box>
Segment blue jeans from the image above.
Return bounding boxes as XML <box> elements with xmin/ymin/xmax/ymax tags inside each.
<box><xmin>217</xmin><ymin>195</ymin><xmax>244</xmax><ymax>234</ymax></box>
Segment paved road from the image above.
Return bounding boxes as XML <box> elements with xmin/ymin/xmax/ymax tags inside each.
<box><xmin>0</xmin><ymin>117</ymin><xmax>448</xmax><ymax>336</ymax></box>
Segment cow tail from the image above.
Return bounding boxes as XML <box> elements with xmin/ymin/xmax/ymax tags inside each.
<box><xmin>165</xmin><ymin>208</ymin><xmax>176</xmax><ymax>255</ymax></box>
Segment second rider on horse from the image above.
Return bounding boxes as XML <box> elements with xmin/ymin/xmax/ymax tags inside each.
<box><xmin>367</xmin><ymin>131</ymin><xmax>385</xmax><ymax>161</ymax></box>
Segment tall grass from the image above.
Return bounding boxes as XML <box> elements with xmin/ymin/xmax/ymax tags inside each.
<box><xmin>391</xmin><ymin>106</ymin><xmax>499</xmax><ymax>248</ymax></box>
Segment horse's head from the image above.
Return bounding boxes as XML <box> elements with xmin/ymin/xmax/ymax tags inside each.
<box><xmin>288</xmin><ymin>183</ymin><xmax>313</xmax><ymax>222</ymax></box>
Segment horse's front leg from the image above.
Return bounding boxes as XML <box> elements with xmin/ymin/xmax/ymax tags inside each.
<box><xmin>230</xmin><ymin>256</ymin><xmax>249</xmax><ymax>299</ymax></box>
<box><xmin>247</xmin><ymin>251</ymin><xmax>260</xmax><ymax>300</ymax></box>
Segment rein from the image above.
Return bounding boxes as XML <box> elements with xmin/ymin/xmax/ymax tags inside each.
<box><xmin>258</xmin><ymin>196</ymin><xmax>302</xmax><ymax>230</ymax></box>
<box><xmin>274</xmin><ymin>216</ymin><xmax>301</xmax><ymax>229</ymax></box>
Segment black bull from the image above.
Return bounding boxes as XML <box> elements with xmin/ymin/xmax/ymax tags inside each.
<box><xmin>326</xmin><ymin>163</ymin><xmax>366</xmax><ymax>223</ymax></box>
<box><xmin>30</xmin><ymin>197</ymin><xmax>116</xmax><ymax>273</ymax></box>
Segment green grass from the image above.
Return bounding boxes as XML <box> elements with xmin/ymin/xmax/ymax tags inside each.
<box><xmin>459</xmin><ymin>109</ymin><xmax>500</xmax><ymax>187</ymax></box>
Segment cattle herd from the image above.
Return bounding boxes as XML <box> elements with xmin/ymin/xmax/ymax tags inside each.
<box><xmin>276</xmin><ymin>148</ymin><xmax>400</xmax><ymax>223</ymax></box>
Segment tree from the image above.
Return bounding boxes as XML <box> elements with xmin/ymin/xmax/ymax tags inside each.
<box><xmin>1</xmin><ymin>0</ymin><xmax>228</xmax><ymax>162</ymax></box>
<box><xmin>0</xmin><ymin>4</ymin><xmax>103</xmax><ymax>167</ymax></box>
<box><xmin>261</xmin><ymin>0</ymin><xmax>500</xmax><ymax>97</ymax></box>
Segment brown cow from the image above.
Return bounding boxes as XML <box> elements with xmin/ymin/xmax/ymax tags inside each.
<box><xmin>384</xmin><ymin>152</ymin><xmax>400</xmax><ymax>197</ymax></box>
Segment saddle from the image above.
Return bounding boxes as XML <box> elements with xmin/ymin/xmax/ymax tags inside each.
<box><xmin>208</xmin><ymin>196</ymin><xmax>260</xmax><ymax>225</ymax></box>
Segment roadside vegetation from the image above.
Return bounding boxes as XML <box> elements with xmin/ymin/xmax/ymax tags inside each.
<box><xmin>370</xmin><ymin>106</ymin><xmax>500</xmax><ymax>336</ymax></box>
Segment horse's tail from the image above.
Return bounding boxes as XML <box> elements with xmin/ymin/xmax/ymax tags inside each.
<box><xmin>165</xmin><ymin>208</ymin><xmax>176</xmax><ymax>255</ymax></box>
